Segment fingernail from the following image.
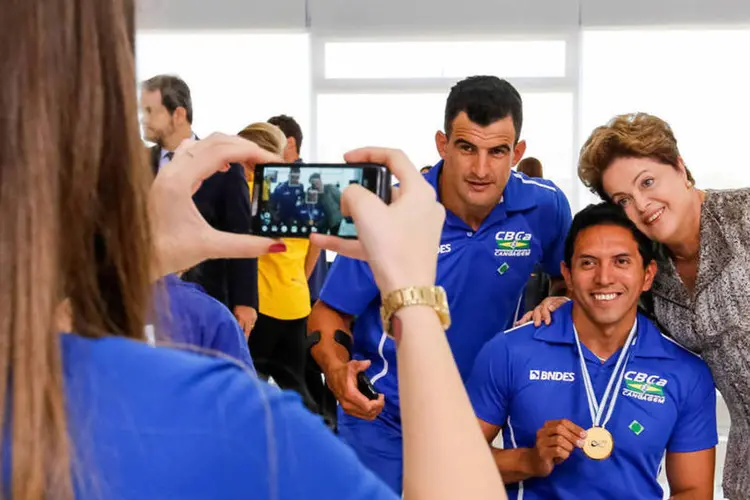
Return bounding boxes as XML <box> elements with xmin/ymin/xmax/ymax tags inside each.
<box><xmin>577</xmin><ymin>440</ymin><xmax>585</xmax><ymax>448</ymax></box>
<box><xmin>580</xmin><ymin>431</ymin><xmax>587</xmax><ymax>438</ymax></box>
<box><xmin>269</xmin><ymin>243</ymin><xmax>287</xmax><ymax>253</ymax></box>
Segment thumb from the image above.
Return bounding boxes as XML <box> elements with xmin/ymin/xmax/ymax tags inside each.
<box><xmin>310</xmin><ymin>234</ymin><xmax>365</xmax><ymax>261</ymax></box>
<box><xmin>341</xmin><ymin>183</ymin><xmax>386</xmax><ymax>222</ymax></box>
<box><xmin>350</xmin><ymin>359</ymin><xmax>372</xmax><ymax>373</ymax></box>
<box><xmin>206</xmin><ymin>230</ymin><xmax>285</xmax><ymax>260</ymax></box>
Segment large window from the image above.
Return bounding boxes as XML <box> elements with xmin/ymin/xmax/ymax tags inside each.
<box><xmin>581</xmin><ymin>29</ymin><xmax>750</xmax><ymax>208</ymax></box>
<box><xmin>136</xmin><ymin>33</ymin><xmax>311</xmax><ymax>157</ymax></box>
<box><xmin>315</xmin><ymin>36</ymin><xmax>576</xmax><ymax>204</ymax></box>
<box><xmin>324</xmin><ymin>40</ymin><xmax>567</xmax><ymax>79</ymax></box>
<box><xmin>316</xmin><ymin>91</ymin><xmax>575</xmax><ymax>201</ymax></box>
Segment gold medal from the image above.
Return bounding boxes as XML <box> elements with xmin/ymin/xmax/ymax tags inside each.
<box><xmin>583</xmin><ymin>426</ymin><xmax>613</xmax><ymax>460</ymax></box>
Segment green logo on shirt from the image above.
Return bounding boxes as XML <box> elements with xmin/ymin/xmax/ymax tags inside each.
<box><xmin>628</xmin><ymin>420</ymin><xmax>645</xmax><ymax>436</ymax></box>
<box><xmin>497</xmin><ymin>262</ymin><xmax>510</xmax><ymax>275</ymax></box>
<box><xmin>624</xmin><ymin>379</ymin><xmax>665</xmax><ymax>397</ymax></box>
<box><xmin>496</xmin><ymin>240</ymin><xmax>530</xmax><ymax>250</ymax></box>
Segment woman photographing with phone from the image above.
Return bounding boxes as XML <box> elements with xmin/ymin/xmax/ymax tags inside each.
<box><xmin>522</xmin><ymin>112</ymin><xmax>750</xmax><ymax>500</ymax></box>
<box><xmin>0</xmin><ymin>1</ymin><xmax>506</xmax><ymax>498</ymax></box>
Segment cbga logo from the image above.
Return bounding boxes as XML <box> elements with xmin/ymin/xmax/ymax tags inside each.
<box><xmin>622</xmin><ymin>371</ymin><xmax>667</xmax><ymax>404</ymax></box>
<box><xmin>495</xmin><ymin>231</ymin><xmax>533</xmax><ymax>257</ymax></box>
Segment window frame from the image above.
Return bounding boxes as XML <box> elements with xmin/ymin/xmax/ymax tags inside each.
<box><xmin>310</xmin><ymin>30</ymin><xmax>583</xmax><ymax>210</ymax></box>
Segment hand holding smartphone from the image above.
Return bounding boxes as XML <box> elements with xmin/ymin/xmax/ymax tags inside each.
<box><xmin>251</xmin><ymin>163</ymin><xmax>391</xmax><ymax>239</ymax></box>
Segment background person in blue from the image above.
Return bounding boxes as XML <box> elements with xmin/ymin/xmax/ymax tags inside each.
<box><xmin>308</xmin><ymin>75</ymin><xmax>573</xmax><ymax>493</ymax></box>
<box><xmin>270</xmin><ymin>165</ymin><xmax>306</xmax><ymax>225</ymax></box>
<box><xmin>151</xmin><ymin>274</ymin><xmax>255</xmax><ymax>370</ymax></box>
<box><xmin>467</xmin><ymin>203</ymin><xmax>717</xmax><ymax>499</ymax></box>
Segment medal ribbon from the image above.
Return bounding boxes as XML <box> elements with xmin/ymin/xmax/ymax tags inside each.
<box><xmin>574</xmin><ymin>320</ymin><xmax>637</xmax><ymax>429</ymax></box>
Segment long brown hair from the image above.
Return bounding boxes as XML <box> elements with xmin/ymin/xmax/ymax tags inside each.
<box><xmin>0</xmin><ymin>0</ymin><xmax>151</xmax><ymax>497</ymax></box>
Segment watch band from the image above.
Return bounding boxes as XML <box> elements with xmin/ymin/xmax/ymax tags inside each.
<box><xmin>380</xmin><ymin>285</ymin><xmax>451</xmax><ymax>335</ymax></box>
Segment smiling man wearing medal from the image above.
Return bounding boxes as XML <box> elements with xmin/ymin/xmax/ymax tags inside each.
<box><xmin>466</xmin><ymin>202</ymin><xmax>717</xmax><ymax>499</ymax></box>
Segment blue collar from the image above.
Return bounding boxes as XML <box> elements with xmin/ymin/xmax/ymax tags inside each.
<box><xmin>532</xmin><ymin>301</ymin><xmax>675</xmax><ymax>360</ymax></box>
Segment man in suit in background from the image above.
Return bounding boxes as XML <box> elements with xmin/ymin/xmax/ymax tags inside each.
<box><xmin>141</xmin><ymin>75</ymin><xmax>258</xmax><ymax>336</ymax></box>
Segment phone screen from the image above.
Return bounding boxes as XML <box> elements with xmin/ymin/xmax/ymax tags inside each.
<box><xmin>252</xmin><ymin>163</ymin><xmax>389</xmax><ymax>239</ymax></box>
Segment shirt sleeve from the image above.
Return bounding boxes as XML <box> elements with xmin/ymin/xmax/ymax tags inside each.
<box><xmin>319</xmin><ymin>255</ymin><xmax>379</xmax><ymax>316</ymax></box>
<box><xmin>540</xmin><ymin>187</ymin><xmax>573</xmax><ymax>278</ymax></box>
<box><xmin>208</xmin><ymin>308</ymin><xmax>256</xmax><ymax>374</ymax></box>
<box><xmin>666</xmin><ymin>362</ymin><xmax>718</xmax><ymax>453</ymax></box>
<box><xmin>466</xmin><ymin>332</ymin><xmax>512</xmax><ymax>427</ymax></box>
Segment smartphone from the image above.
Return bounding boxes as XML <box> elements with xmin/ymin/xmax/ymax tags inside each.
<box><xmin>251</xmin><ymin>163</ymin><xmax>391</xmax><ymax>239</ymax></box>
<box><xmin>357</xmin><ymin>372</ymin><xmax>380</xmax><ymax>401</ymax></box>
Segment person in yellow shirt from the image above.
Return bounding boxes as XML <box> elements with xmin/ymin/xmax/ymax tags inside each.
<box><xmin>238</xmin><ymin>122</ymin><xmax>321</xmax><ymax>404</ymax></box>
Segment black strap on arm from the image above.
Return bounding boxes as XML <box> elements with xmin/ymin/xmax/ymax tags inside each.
<box><xmin>333</xmin><ymin>329</ymin><xmax>353</xmax><ymax>359</ymax></box>
<box><xmin>307</xmin><ymin>329</ymin><xmax>353</xmax><ymax>359</ymax></box>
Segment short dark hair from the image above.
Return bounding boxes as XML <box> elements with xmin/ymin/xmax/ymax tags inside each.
<box><xmin>290</xmin><ymin>166</ymin><xmax>301</xmax><ymax>174</ymax></box>
<box><xmin>517</xmin><ymin>157</ymin><xmax>543</xmax><ymax>178</ymax></box>
<box><xmin>564</xmin><ymin>203</ymin><xmax>656</xmax><ymax>269</ymax></box>
<box><xmin>444</xmin><ymin>76</ymin><xmax>523</xmax><ymax>141</ymax></box>
<box><xmin>268</xmin><ymin>115</ymin><xmax>303</xmax><ymax>153</ymax></box>
<box><xmin>142</xmin><ymin>75</ymin><xmax>193</xmax><ymax>124</ymax></box>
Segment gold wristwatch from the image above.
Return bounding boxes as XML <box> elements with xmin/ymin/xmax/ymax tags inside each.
<box><xmin>380</xmin><ymin>286</ymin><xmax>451</xmax><ymax>336</ymax></box>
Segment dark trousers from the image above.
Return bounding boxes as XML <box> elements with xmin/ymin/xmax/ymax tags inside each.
<box><xmin>249</xmin><ymin>314</ymin><xmax>313</xmax><ymax>408</ymax></box>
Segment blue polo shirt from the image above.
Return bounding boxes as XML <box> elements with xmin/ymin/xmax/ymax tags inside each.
<box><xmin>272</xmin><ymin>181</ymin><xmax>305</xmax><ymax>222</ymax></box>
<box><xmin>319</xmin><ymin>162</ymin><xmax>572</xmax><ymax>422</ymax></box>
<box><xmin>467</xmin><ymin>301</ymin><xmax>717</xmax><ymax>500</ymax></box>
<box><xmin>153</xmin><ymin>275</ymin><xmax>254</xmax><ymax>370</ymax></box>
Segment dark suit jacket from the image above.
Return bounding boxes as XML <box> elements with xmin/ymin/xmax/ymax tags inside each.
<box><xmin>151</xmin><ymin>145</ymin><xmax>258</xmax><ymax>311</ymax></box>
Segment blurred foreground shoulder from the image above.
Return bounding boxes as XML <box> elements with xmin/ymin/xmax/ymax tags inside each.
<box><xmin>61</xmin><ymin>335</ymin><xmax>397</xmax><ymax>500</ymax></box>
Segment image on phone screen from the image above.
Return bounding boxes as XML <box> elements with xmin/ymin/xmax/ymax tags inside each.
<box><xmin>252</xmin><ymin>164</ymin><xmax>385</xmax><ymax>239</ymax></box>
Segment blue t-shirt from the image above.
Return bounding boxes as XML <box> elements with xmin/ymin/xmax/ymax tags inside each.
<box><xmin>61</xmin><ymin>334</ymin><xmax>397</xmax><ymax>500</ymax></box>
<box><xmin>153</xmin><ymin>275</ymin><xmax>254</xmax><ymax>370</ymax></box>
<box><xmin>320</xmin><ymin>162</ymin><xmax>572</xmax><ymax>422</ymax></box>
<box><xmin>467</xmin><ymin>301</ymin><xmax>718</xmax><ymax>500</ymax></box>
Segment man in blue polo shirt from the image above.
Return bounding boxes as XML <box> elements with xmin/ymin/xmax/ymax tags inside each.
<box><xmin>271</xmin><ymin>166</ymin><xmax>305</xmax><ymax>225</ymax></box>
<box><xmin>467</xmin><ymin>203</ymin><xmax>716</xmax><ymax>499</ymax></box>
<box><xmin>307</xmin><ymin>75</ymin><xmax>573</xmax><ymax>493</ymax></box>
